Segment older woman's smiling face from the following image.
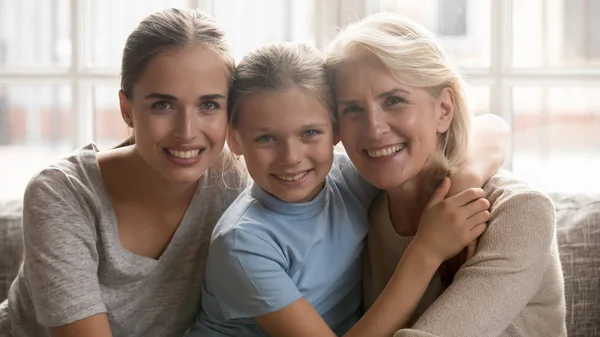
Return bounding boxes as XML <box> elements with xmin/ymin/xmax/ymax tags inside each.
<box><xmin>334</xmin><ymin>56</ymin><xmax>455</xmax><ymax>190</ymax></box>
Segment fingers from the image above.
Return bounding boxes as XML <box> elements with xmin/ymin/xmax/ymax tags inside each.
<box><xmin>469</xmin><ymin>222</ymin><xmax>488</xmax><ymax>239</ymax></box>
<box><xmin>463</xmin><ymin>198</ymin><xmax>490</xmax><ymax>215</ymax></box>
<box><xmin>447</xmin><ymin>187</ymin><xmax>486</xmax><ymax>207</ymax></box>
<box><xmin>425</xmin><ymin>177</ymin><xmax>451</xmax><ymax>209</ymax></box>
<box><xmin>464</xmin><ymin>199</ymin><xmax>491</xmax><ymax>220</ymax></box>
<box><xmin>467</xmin><ymin>210</ymin><xmax>490</xmax><ymax>228</ymax></box>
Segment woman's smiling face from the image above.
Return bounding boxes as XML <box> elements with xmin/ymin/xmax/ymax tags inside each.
<box><xmin>334</xmin><ymin>56</ymin><xmax>454</xmax><ymax>190</ymax></box>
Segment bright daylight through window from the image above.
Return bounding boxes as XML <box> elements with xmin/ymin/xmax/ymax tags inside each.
<box><xmin>0</xmin><ymin>0</ymin><xmax>599</xmax><ymax>200</ymax></box>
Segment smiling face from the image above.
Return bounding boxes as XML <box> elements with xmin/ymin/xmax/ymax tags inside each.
<box><xmin>119</xmin><ymin>45</ymin><xmax>230</xmax><ymax>184</ymax></box>
<box><xmin>229</xmin><ymin>86</ymin><xmax>336</xmax><ymax>203</ymax></box>
<box><xmin>334</xmin><ymin>56</ymin><xmax>454</xmax><ymax>190</ymax></box>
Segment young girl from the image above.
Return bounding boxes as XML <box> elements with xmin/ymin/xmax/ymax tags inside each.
<box><xmin>191</xmin><ymin>43</ymin><xmax>500</xmax><ymax>337</ymax></box>
<box><xmin>0</xmin><ymin>9</ymin><xmax>247</xmax><ymax>337</ymax></box>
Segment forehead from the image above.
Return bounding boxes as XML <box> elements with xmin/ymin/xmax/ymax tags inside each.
<box><xmin>239</xmin><ymin>87</ymin><xmax>331</xmax><ymax>128</ymax></box>
<box><xmin>334</xmin><ymin>56</ymin><xmax>403</xmax><ymax>98</ymax></box>
<box><xmin>133</xmin><ymin>46</ymin><xmax>230</xmax><ymax>98</ymax></box>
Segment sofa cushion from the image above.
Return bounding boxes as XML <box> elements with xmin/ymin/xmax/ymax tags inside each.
<box><xmin>551</xmin><ymin>193</ymin><xmax>600</xmax><ymax>337</ymax></box>
<box><xmin>0</xmin><ymin>199</ymin><xmax>22</xmax><ymax>302</ymax></box>
<box><xmin>0</xmin><ymin>193</ymin><xmax>598</xmax><ymax>335</ymax></box>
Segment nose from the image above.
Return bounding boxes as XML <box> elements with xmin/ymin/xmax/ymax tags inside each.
<box><xmin>363</xmin><ymin>104</ymin><xmax>390</xmax><ymax>140</ymax></box>
<box><xmin>174</xmin><ymin>108</ymin><xmax>196</xmax><ymax>140</ymax></box>
<box><xmin>279</xmin><ymin>139</ymin><xmax>303</xmax><ymax>165</ymax></box>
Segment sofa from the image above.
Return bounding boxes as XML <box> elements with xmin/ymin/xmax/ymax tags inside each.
<box><xmin>1</xmin><ymin>193</ymin><xmax>599</xmax><ymax>336</ymax></box>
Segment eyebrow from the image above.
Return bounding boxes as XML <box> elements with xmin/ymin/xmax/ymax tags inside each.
<box><xmin>250</xmin><ymin>123</ymin><xmax>330</xmax><ymax>132</ymax></box>
<box><xmin>144</xmin><ymin>93</ymin><xmax>226</xmax><ymax>101</ymax></box>
<box><xmin>338</xmin><ymin>88</ymin><xmax>410</xmax><ymax>106</ymax></box>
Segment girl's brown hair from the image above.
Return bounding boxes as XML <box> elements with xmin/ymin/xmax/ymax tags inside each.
<box><xmin>228</xmin><ymin>43</ymin><xmax>335</xmax><ymax>129</ymax></box>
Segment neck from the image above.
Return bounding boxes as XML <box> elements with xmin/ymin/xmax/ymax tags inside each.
<box><xmin>386</xmin><ymin>163</ymin><xmax>447</xmax><ymax>236</ymax></box>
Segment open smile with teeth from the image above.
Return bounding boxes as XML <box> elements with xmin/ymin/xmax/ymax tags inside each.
<box><xmin>166</xmin><ymin>149</ymin><xmax>202</xmax><ymax>159</ymax></box>
<box><xmin>366</xmin><ymin>144</ymin><xmax>406</xmax><ymax>158</ymax></box>
<box><xmin>275</xmin><ymin>169</ymin><xmax>312</xmax><ymax>182</ymax></box>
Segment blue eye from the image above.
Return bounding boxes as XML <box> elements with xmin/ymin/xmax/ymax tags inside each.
<box><xmin>152</xmin><ymin>101</ymin><xmax>173</xmax><ymax>110</ymax></box>
<box><xmin>302</xmin><ymin>129</ymin><xmax>321</xmax><ymax>138</ymax></box>
<box><xmin>256</xmin><ymin>135</ymin><xmax>274</xmax><ymax>143</ymax></box>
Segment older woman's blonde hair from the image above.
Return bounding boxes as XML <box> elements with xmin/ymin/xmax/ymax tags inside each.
<box><xmin>325</xmin><ymin>12</ymin><xmax>471</xmax><ymax>173</ymax></box>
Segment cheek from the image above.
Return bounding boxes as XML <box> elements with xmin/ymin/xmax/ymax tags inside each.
<box><xmin>397</xmin><ymin>109</ymin><xmax>436</xmax><ymax>142</ymax></box>
<box><xmin>313</xmin><ymin>140</ymin><xmax>334</xmax><ymax>159</ymax></box>
<box><xmin>134</xmin><ymin>113</ymin><xmax>173</xmax><ymax>141</ymax></box>
<box><xmin>244</xmin><ymin>148</ymin><xmax>273</xmax><ymax>174</ymax></box>
<box><xmin>203</xmin><ymin>114</ymin><xmax>229</xmax><ymax>140</ymax></box>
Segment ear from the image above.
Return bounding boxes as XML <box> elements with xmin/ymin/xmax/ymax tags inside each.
<box><xmin>226</xmin><ymin>127</ymin><xmax>243</xmax><ymax>156</ymax></box>
<box><xmin>119</xmin><ymin>90</ymin><xmax>134</xmax><ymax>128</ymax></box>
<box><xmin>436</xmin><ymin>87</ymin><xmax>455</xmax><ymax>134</ymax></box>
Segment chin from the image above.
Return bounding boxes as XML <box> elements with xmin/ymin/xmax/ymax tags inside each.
<box><xmin>364</xmin><ymin>171</ymin><xmax>412</xmax><ymax>191</ymax></box>
<box><xmin>271</xmin><ymin>187</ymin><xmax>318</xmax><ymax>203</ymax></box>
<box><xmin>162</xmin><ymin>169</ymin><xmax>205</xmax><ymax>185</ymax></box>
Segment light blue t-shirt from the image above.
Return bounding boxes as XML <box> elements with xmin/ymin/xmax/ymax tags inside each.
<box><xmin>190</xmin><ymin>153</ymin><xmax>378</xmax><ymax>336</ymax></box>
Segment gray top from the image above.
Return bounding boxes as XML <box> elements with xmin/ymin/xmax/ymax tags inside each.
<box><xmin>0</xmin><ymin>144</ymin><xmax>245</xmax><ymax>337</ymax></box>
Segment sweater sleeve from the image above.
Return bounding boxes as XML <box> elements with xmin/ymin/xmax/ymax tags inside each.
<box><xmin>21</xmin><ymin>168</ymin><xmax>106</xmax><ymax>327</ymax></box>
<box><xmin>394</xmin><ymin>190</ymin><xmax>557</xmax><ymax>337</ymax></box>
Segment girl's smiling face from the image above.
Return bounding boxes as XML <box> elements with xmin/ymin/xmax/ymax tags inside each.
<box><xmin>230</xmin><ymin>86</ymin><xmax>336</xmax><ymax>203</ymax></box>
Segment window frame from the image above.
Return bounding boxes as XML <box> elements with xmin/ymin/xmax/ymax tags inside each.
<box><xmin>0</xmin><ymin>0</ymin><xmax>599</xmax><ymax>171</ymax></box>
<box><xmin>367</xmin><ymin>0</ymin><xmax>600</xmax><ymax>170</ymax></box>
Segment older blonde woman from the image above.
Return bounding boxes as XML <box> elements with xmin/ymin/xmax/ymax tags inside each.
<box><xmin>326</xmin><ymin>12</ymin><xmax>567</xmax><ymax>337</ymax></box>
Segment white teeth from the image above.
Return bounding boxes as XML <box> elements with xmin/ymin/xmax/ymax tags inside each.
<box><xmin>367</xmin><ymin>144</ymin><xmax>406</xmax><ymax>158</ymax></box>
<box><xmin>167</xmin><ymin>149</ymin><xmax>200</xmax><ymax>159</ymax></box>
<box><xmin>276</xmin><ymin>171</ymin><xmax>310</xmax><ymax>181</ymax></box>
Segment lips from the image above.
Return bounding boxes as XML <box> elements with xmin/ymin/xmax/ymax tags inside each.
<box><xmin>166</xmin><ymin>149</ymin><xmax>201</xmax><ymax>159</ymax></box>
<box><xmin>274</xmin><ymin>169</ymin><xmax>313</xmax><ymax>181</ymax></box>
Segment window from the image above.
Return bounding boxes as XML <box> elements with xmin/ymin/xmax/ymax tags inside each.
<box><xmin>564</xmin><ymin>0</ymin><xmax>600</xmax><ymax>61</ymax></box>
<box><xmin>375</xmin><ymin>0</ymin><xmax>491</xmax><ymax>68</ymax></box>
<box><xmin>0</xmin><ymin>0</ymin><xmax>327</xmax><ymax>201</ymax></box>
<box><xmin>0</xmin><ymin>0</ymin><xmax>598</xmax><ymax>200</ymax></box>
<box><xmin>371</xmin><ymin>0</ymin><xmax>600</xmax><ymax>193</ymax></box>
<box><xmin>439</xmin><ymin>0</ymin><xmax>468</xmax><ymax>37</ymax></box>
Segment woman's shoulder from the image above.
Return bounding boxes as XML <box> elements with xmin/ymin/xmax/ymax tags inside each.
<box><xmin>26</xmin><ymin>144</ymin><xmax>103</xmax><ymax>200</ymax></box>
<box><xmin>484</xmin><ymin>170</ymin><xmax>553</xmax><ymax>208</ymax></box>
<box><xmin>23</xmin><ymin>144</ymin><xmax>106</xmax><ymax>225</ymax></box>
<box><xmin>482</xmin><ymin>170</ymin><xmax>556</xmax><ymax>243</ymax></box>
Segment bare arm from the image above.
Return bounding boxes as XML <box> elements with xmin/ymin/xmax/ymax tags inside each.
<box><xmin>256</xmin><ymin>179</ymin><xmax>490</xmax><ymax>337</ymax></box>
<box><xmin>256</xmin><ymin>242</ymin><xmax>439</xmax><ymax>337</ymax></box>
<box><xmin>50</xmin><ymin>314</ymin><xmax>112</xmax><ymax>337</ymax></box>
<box><xmin>394</xmin><ymin>190</ymin><xmax>559</xmax><ymax>337</ymax></box>
<box><xmin>448</xmin><ymin>113</ymin><xmax>510</xmax><ymax>197</ymax></box>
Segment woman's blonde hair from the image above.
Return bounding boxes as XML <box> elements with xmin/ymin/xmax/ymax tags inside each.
<box><xmin>325</xmin><ymin>12</ymin><xmax>471</xmax><ymax>173</ymax></box>
<box><xmin>228</xmin><ymin>43</ymin><xmax>335</xmax><ymax>128</ymax></box>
